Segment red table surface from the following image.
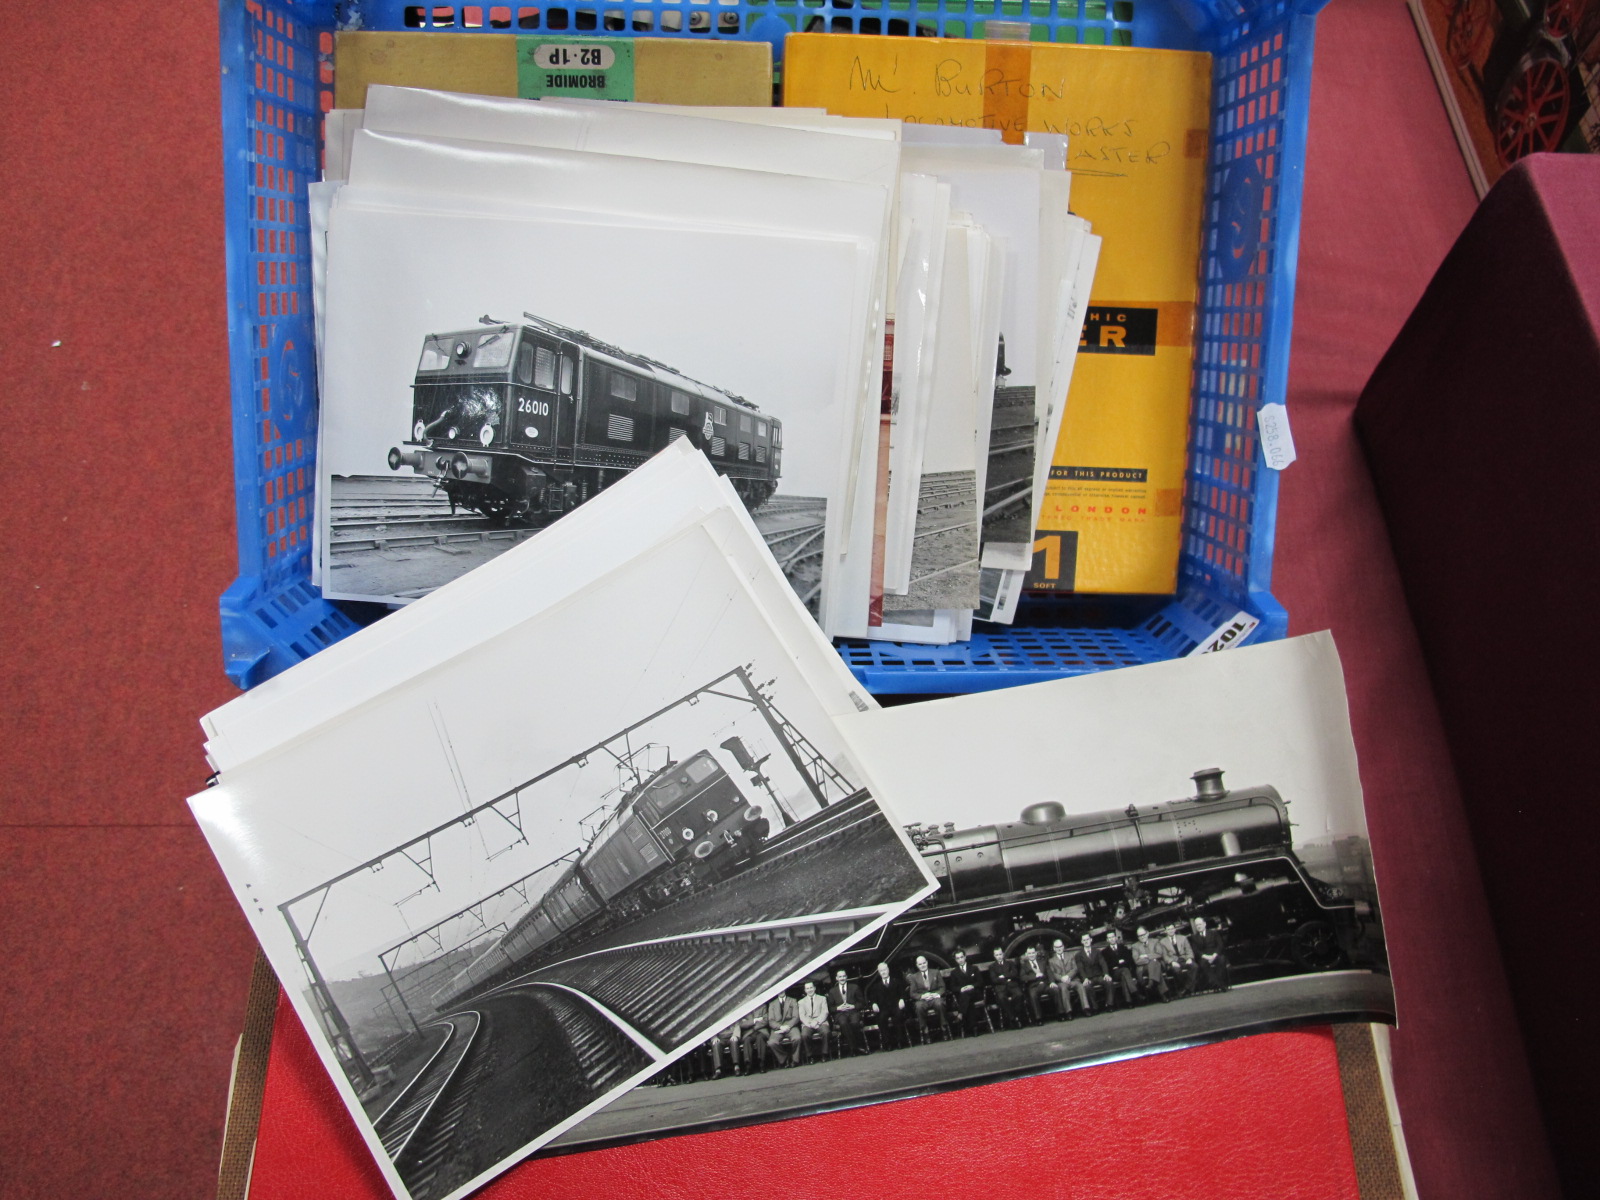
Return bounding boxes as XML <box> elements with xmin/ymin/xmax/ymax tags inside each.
<box><xmin>254</xmin><ymin>994</ymin><xmax>1362</xmax><ymax>1200</ymax></box>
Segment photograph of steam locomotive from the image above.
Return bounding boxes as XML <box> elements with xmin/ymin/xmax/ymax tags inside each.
<box><xmin>532</xmin><ymin>634</ymin><xmax>1393</xmax><ymax>1155</ymax></box>
<box><xmin>541</xmin><ymin>767</ymin><xmax>1387</xmax><ymax>1154</ymax></box>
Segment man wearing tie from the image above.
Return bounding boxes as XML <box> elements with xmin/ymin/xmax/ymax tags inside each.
<box><xmin>829</xmin><ymin>968</ymin><xmax>866</xmax><ymax>1056</ymax></box>
<box><xmin>1130</xmin><ymin>925</ymin><xmax>1171</xmax><ymax>1001</ymax></box>
<box><xmin>1019</xmin><ymin>944</ymin><xmax>1052</xmax><ymax>1023</ymax></box>
<box><xmin>737</xmin><ymin>1003</ymin><xmax>769</xmax><ymax>1072</ymax></box>
<box><xmin>766</xmin><ymin>989</ymin><xmax>801</xmax><ymax>1067</ymax></box>
<box><xmin>1191</xmin><ymin>915</ymin><xmax>1231</xmax><ymax>992</ymax></box>
<box><xmin>988</xmin><ymin>944</ymin><xmax>1025</xmax><ymax>1028</ymax></box>
<box><xmin>1048</xmin><ymin>936</ymin><xmax>1088</xmax><ymax>1017</ymax></box>
<box><xmin>797</xmin><ymin>979</ymin><xmax>831</xmax><ymax>1063</ymax></box>
<box><xmin>1103</xmin><ymin>928</ymin><xmax>1139</xmax><ymax>1008</ymax></box>
<box><xmin>1077</xmin><ymin>931</ymin><xmax>1115</xmax><ymax>1012</ymax></box>
<box><xmin>1160</xmin><ymin>922</ymin><xmax>1198</xmax><ymax>996</ymax></box>
<box><xmin>906</xmin><ymin>954</ymin><xmax>947</xmax><ymax>1040</ymax></box>
<box><xmin>944</xmin><ymin>948</ymin><xmax>985</xmax><ymax>1033</ymax></box>
<box><xmin>865</xmin><ymin>960</ymin><xmax>909</xmax><ymax>1050</ymax></box>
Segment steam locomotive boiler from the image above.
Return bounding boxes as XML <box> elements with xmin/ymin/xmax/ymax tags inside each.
<box><xmin>437</xmin><ymin>746</ymin><xmax>771</xmax><ymax>1005</ymax></box>
<box><xmin>842</xmin><ymin>769</ymin><xmax>1372</xmax><ymax>981</ymax></box>
<box><xmin>387</xmin><ymin>313</ymin><xmax>783</xmax><ymax>524</ymax></box>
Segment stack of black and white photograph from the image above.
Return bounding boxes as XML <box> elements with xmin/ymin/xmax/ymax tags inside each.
<box><xmin>196</xmin><ymin>445</ymin><xmax>1392</xmax><ymax>1196</ymax></box>
<box><xmin>306</xmin><ymin>89</ymin><xmax>1101</xmax><ymax>645</ymax></box>
<box><xmin>191</xmin><ymin>447</ymin><xmax>937</xmax><ymax>1200</ymax></box>
<box><xmin>532</xmin><ymin>632</ymin><xmax>1391</xmax><ymax>1153</ymax></box>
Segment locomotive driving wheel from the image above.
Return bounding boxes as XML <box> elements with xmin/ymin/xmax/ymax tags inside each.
<box><xmin>1290</xmin><ymin>919</ymin><xmax>1344</xmax><ymax>970</ymax></box>
<box><xmin>1495</xmin><ymin>53</ymin><xmax>1572</xmax><ymax>167</ymax></box>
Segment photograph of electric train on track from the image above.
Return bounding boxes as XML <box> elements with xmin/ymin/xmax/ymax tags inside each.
<box><xmin>191</xmin><ymin>525</ymin><xmax>934</xmax><ymax>1200</ymax></box>
<box><xmin>316</xmin><ymin>191</ymin><xmax>873</xmax><ymax>616</ymax></box>
<box><xmin>330</xmin><ymin>311</ymin><xmax>827</xmax><ymax>610</ymax></box>
<box><xmin>534</xmin><ymin>632</ymin><xmax>1392</xmax><ymax>1154</ymax></box>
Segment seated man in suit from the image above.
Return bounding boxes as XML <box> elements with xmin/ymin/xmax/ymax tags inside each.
<box><xmin>1160</xmin><ymin>922</ymin><xmax>1199</xmax><ymax>996</ymax></box>
<box><xmin>865</xmin><ymin>960</ymin><xmax>910</xmax><ymax>1049</ymax></box>
<box><xmin>1019</xmin><ymin>944</ymin><xmax>1053</xmax><ymax>1023</ymax></box>
<box><xmin>1048</xmin><ymin>936</ymin><xmax>1088</xmax><ymax>1017</ymax></box>
<box><xmin>797</xmin><ymin>979</ymin><xmax>831</xmax><ymax>1063</ymax></box>
<box><xmin>766</xmin><ymin>989</ymin><xmax>802</xmax><ymax>1067</ymax></box>
<box><xmin>988</xmin><ymin>944</ymin><xmax>1026</xmax><ymax>1028</ymax></box>
<box><xmin>1130</xmin><ymin>925</ymin><xmax>1171</xmax><ymax>1001</ymax></box>
<box><xmin>944</xmin><ymin>947</ymin><xmax>986</xmax><ymax>1033</ymax></box>
<box><xmin>1077</xmin><ymin>931</ymin><xmax>1116</xmax><ymax>1012</ymax></box>
<box><xmin>709</xmin><ymin>1018</ymin><xmax>743</xmax><ymax>1078</ymax></box>
<box><xmin>737</xmin><ymin>1004</ymin><xmax>769</xmax><ymax>1072</ymax></box>
<box><xmin>1191</xmin><ymin>915</ymin><xmax>1231</xmax><ymax>992</ymax></box>
<box><xmin>829</xmin><ymin>967</ymin><xmax>866</xmax><ymax>1056</ymax></box>
<box><xmin>1103</xmin><ymin>928</ymin><xmax>1139</xmax><ymax>1007</ymax></box>
<box><xmin>906</xmin><ymin>954</ymin><xmax>948</xmax><ymax>1039</ymax></box>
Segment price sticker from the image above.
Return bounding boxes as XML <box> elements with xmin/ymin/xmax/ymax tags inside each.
<box><xmin>1188</xmin><ymin>610</ymin><xmax>1261</xmax><ymax>656</ymax></box>
<box><xmin>1257</xmin><ymin>402</ymin><xmax>1296</xmax><ymax>471</ymax></box>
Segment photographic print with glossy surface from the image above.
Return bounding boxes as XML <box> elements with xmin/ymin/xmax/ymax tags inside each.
<box><xmin>191</xmin><ymin>523</ymin><xmax>933</xmax><ymax>1200</ymax></box>
<box><xmin>543</xmin><ymin>632</ymin><xmax>1391</xmax><ymax>1153</ymax></box>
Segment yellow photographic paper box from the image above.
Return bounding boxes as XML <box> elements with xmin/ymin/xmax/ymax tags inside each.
<box><xmin>785</xmin><ymin>33</ymin><xmax>1210</xmax><ymax>593</ymax></box>
<box><xmin>335</xmin><ymin>32</ymin><xmax>772</xmax><ymax>109</ymax></box>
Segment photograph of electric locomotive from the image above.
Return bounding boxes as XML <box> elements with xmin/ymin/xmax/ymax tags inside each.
<box><xmin>386</xmin><ymin>314</ymin><xmax>783</xmax><ymax>523</ymax></box>
<box><xmin>191</xmin><ymin>517</ymin><xmax>935</xmax><ymax>1200</ymax></box>
<box><xmin>260</xmin><ymin>672</ymin><xmax>924</xmax><ymax>1200</ymax></box>
<box><xmin>538</xmin><ymin>632</ymin><xmax>1394</xmax><ymax>1155</ymax></box>
<box><xmin>328</xmin><ymin>310</ymin><xmax>826</xmax><ymax>607</ymax></box>
<box><xmin>315</xmin><ymin>189</ymin><xmax>874</xmax><ymax>614</ymax></box>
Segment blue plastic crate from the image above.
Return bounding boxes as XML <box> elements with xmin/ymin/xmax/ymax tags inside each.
<box><xmin>218</xmin><ymin>0</ymin><xmax>1319</xmax><ymax>691</ymax></box>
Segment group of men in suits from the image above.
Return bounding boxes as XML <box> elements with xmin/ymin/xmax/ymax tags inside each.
<box><xmin>709</xmin><ymin>970</ymin><xmax>870</xmax><ymax>1076</ymax></box>
<box><xmin>702</xmin><ymin>918</ymin><xmax>1231</xmax><ymax>1076</ymax></box>
<box><xmin>1038</xmin><ymin>920</ymin><xmax>1229</xmax><ymax>1018</ymax></box>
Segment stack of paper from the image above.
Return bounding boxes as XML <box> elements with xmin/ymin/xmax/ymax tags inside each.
<box><xmin>784</xmin><ymin>33</ymin><xmax>1214</xmax><ymax>598</ymax></box>
<box><xmin>195</xmin><ymin>444</ymin><xmax>936</xmax><ymax>1200</ymax></box>
<box><xmin>310</xmin><ymin>87</ymin><xmax>1098</xmax><ymax>644</ymax></box>
<box><xmin>193</xmin><ymin>529</ymin><xmax>1395</xmax><ymax>1196</ymax></box>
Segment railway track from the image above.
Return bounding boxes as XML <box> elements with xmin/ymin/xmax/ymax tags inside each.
<box><xmin>518</xmin><ymin>985</ymin><xmax>653</xmax><ymax>1095</ymax></box>
<box><xmin>985</xmin><ymin>390</ymin><xmax>1037</xmax><ymax>467</ymax></box>
<box><xmin>750</xmin><ymin>496</ymin><xmax>828</xmax><ymax>606</ymax></box>
<box><xmin>758</xmin><ymin>495</ymin><xmax>829</xmax><ymax>517</ymax></box>
<box><xmin>756</xmin><ymin>789</ymin><xmax>879</xmax><ymax>861</ymax></box>
<box><xmin>904</xmin><ymin>556</ymin><xmax>981</xmax><ymax>588</ymax></box>
<box><xmin>373</xmin><ymin>1010</ymin><xmax>489</xmax><ymax>1198</ymax></box>
<box><xmin>914</xmin><ymin>495</ymin><xmax>975</xmax><ymax>519</ymax></box>
<box><xmin>913</xmin><ymin>519</ymin><xmax>976</xmax><ymax>543</ymax></box>
<box><xmin>329</xmin><ymin>476</ymin><xmax>506</xmax><ymax>551</ymax></box>
<box><xmin>763</xmin><ymin>521</ymin><xmax>826</xmax><ymax>570</ymax></box>
<box><xmin>331</xmin><ymin>512</ymin><xmax>493</xmax><ymax>540</ymax></box>
<box><xmin>382</xmin><ymin>798</ymin><xmax>908</xmax><ymax>1181</ymax></box>
<box><xmin>983</xmin><ymin>484</ymin><xmax>1032</xmax><ymax>519</ymax></box>
<box><xmin>493</xmin><ymin>909</ymin><xmax>877</xmax><ymax>1052</ymax></box>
